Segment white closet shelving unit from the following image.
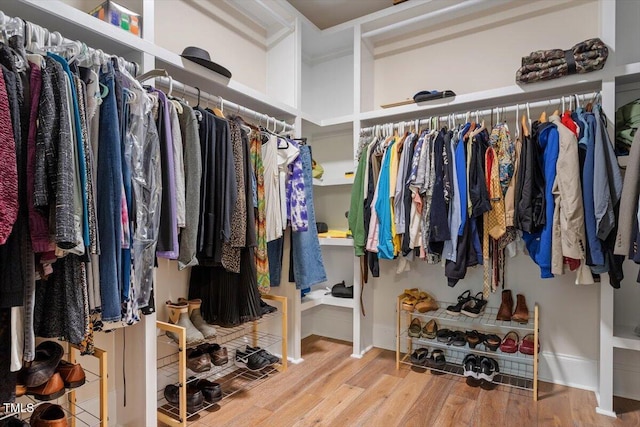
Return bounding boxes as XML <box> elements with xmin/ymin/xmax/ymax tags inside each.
<box><xmin>6</xmin><ymin>0</ymin><xmax>640</xmax><ymax>423</ymax></box>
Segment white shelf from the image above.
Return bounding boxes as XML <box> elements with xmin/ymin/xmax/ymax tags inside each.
<box><xmin>616</xmin><ymin>62</ymin><xmax>640</xmax><ymax>84</ymax></box>
<box><xmin>2</xmin><ymin>0</ymin><xmax>155</xmax><ymax>59</ymax></box>
<box><xmin>318</xmin><ymin>237</ymin><xmax>353</xmax><ymax>247</ymax></box>
<box><xmin>300</xmin><ymin>288</ymin><xmax>355</xmax><ymax>311</ymax></box>
<box><xmin>612</xmin><ymin>324</ymin><xmax>640</xmax><ymax>351</ymax></box>
<box><xmin>313</xmin><ymin>176</ymin><xmax>353</xmax><ymax>186</ymax></box>
<box><xmin>359</xmin><ymin>74</ymin><xmax>604</xmax><ymax>125</ymax></box>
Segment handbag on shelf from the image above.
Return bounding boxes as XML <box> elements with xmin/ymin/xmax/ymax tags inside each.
<box><xmin>331</xmin><ymin>281</ymin><xmax>353</xmax><ymax>299</ymax></box>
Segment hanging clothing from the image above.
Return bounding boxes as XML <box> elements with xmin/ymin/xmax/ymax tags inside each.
<box><xmin>263</xmin><ymin>134</ymin><xmax>281</xmax><ymax>242</ymax></box>
<box><xmin>249</xmin><ymin>130</ymin><xmax>270</xmax><ymax>292</ymax></box>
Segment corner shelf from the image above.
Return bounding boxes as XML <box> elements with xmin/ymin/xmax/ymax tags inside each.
<box><xmin>313</xmin><ymin>176</ymin><xmax>354</xmax><ymax>187</ymax></box>
<box><xmin>300</xmin><ymin>288</ymin><xmax>355</xmax><ymax>312</ymax></box>
<box><xmin>156</xmin><ymin>294</ymin><xmax>287</xmax><ymax>426</ymax></box>
<box><xmin>318</xmin><ymin>237</ymin><xmax>354</xmax><ymax>247</ymax></box>
<box><xmin>612</xmin><ymin>324</ymin><xmax>640</xmax><ymax>351</ymax></box>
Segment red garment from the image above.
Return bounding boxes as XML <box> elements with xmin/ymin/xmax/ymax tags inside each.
<box><xmin>0</xmin><ymin>67</ymin><xmax>18</xmax><ymax>245</ymax></box>
<box><xmin>561</xmin><ymin>111</ymin><xmax>579</xmax><ymax>136</ymax></box>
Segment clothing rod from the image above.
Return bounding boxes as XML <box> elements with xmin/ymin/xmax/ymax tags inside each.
<box><xmin>155</xmin><ymin>77</ymin><xmax>295</xmax><ymax>132</ymax></box>
<box><xmin>360</xmin><ymin>92</ymin><xmax>600</xmax><ymax>133</ymax></box>
<box><xmin>0</xmin><ymin>10</ymin><xmax>137</xmax><ymax>73</ymax></box>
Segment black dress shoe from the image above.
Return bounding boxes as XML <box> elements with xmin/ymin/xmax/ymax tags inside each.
<box><xmin>164</xmin><ymin>384</ymin><xmax>205</xmax><ymax>413</ymax></box>
<box><xmin>192</xmin><ymin>378</ymin><xmax>222</xmax><ymax>403</ymax></box>
<box><xmin>0</xmin><ymin>416</ymin><xmax>29</xmax><ymax>426</ymax></box>
<box><xmin>20</xmin><ymin>341</ymin><xmax>64</xmax><ymax>387</ymax></box>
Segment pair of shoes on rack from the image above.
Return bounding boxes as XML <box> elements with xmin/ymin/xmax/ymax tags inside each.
<box><xmin>187</xmin><ymin>344</ymin><xmax>229</xmax><ymax>372</ymax></box>
<box><xmin>19</xmin><ymin>341</ymin><xmax>86</xmax><ymax>401</ymax></box>
<box><xmin>499</xmin><ymin>331</ymin><xmax>539</xmax><ymax>355</ymax></box>
<box><xmin>0</xmin><ymin>416</ymin><xmax>30</xmax><ymax>426</ymax></box>
<box><xmin>29</xmin><ymin>403</ymin><xmax>68</xmax><ymax>427</ymax></box>
<box><xmin>166</xmin><ymin>299</ymin><xmax>217</xmax><ymax>345</ymax></box>
<box><xmin>496</xmin><ymin>290</ymin><xmax>529</xmax><ymax>323</ymax></box>
<box><xmin>401</xmin><ymin>289</ymin><xmax>439</xmax><ymax>313</ymax></box>
<box><xmin>408</xmin><ymin>318</ymin><xmax>439</xmax><ymax>339</ymax></box>
<box><xmin>235</xmin><ymin>346</ymin><xmax>278</xmax><ymax>371</ymax></box>
<box><xmin>435</xmin><ymin>329</ymin><xmax>467</xmax><ymax>346</ymax></box>
<box><xmin>446</xmin><ymin>291</ymin><xmax>487</xmax><ymax>317</ymax></box>
<box><xmin>164</xmin><ymin>383</ymin><xmax>205</xmax><ymax>413</ymax></box>
<box><xmin>463</xmin><ymin>354</ymin><xmax>500</xmax><ymax>382</ymax></box>
<box><xmin>410</xmin><ymin>348</ymin><xmax>446</xmax><ymax>368</ymax></box>
<box><xmin>188</xmin><ymin>377</ymin><xmax>223</xmax><ymax>404</ymax></box>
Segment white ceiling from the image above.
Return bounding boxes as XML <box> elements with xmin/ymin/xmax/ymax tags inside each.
<box><xmin>286</xmin><ymin>0</ymin><xmax>395</xmax><ymax>29</ymax></box>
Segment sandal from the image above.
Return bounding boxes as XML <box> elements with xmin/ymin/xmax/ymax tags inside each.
<box><xmin>451</xmin><ymin>331</ymin><xmax>467</xmax><ymax>347</ymax></box>
<box><xmin>422</xmin><ymin>319</ymin><xmax>438</xmax><ymax>339</ymax></box>
<box><xmin>415</xmin><ymin>291</ymin><xmax>439</xmax><ymax>313</ymax></box>
<box><xmin>428</xmin><ymin>349</ymin><xmax>446</xmax><ymax>368</ymax></box>
<box><xmin>446</xmin><ymin>290</ymin><xmax>472</xmax><ymax>315</ymax></box>
<box><xmin>500</xmin><ymin>331</ymin><xmax>519</xmax><ymax>353</ymax></box>
<box><xmin>519</xmin><ymin>333</ymin><xmax>538</xmax><ymax>355</ymax></box>
<box><xmin>460</xmin><ymin>292</ymin><xmax>487</xmax><ymax>318</ymax></box>
<box><xmin>465</xmin><ymin>330</ymin><xmax>484</xmax><ymax>349</ymax></box>
<box><xmin>408</xmin><ymin>318</ymin><xmax>422</xmax><ymax>338</ymax></box>
<box><xmin>410</xmin><ymin>347</ymin><xmax>429</xmax><ymax>366</ymax></box>
<box><xmin>483</xmin><ymin>334</ymin><xmax>501</xmax><ymax>351</ymax></box>
<box><xmin>436</xmin><ymin>328</ymin><xmax>453</xmax><ymax>343</ymax></box>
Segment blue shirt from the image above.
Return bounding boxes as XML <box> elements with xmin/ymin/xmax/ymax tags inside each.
<box><xmin>522</xmin><ymin>122</ymin><xmax>558</xmax><ymax>278</ymax></box>
<box><xmin>375</xmin><ymin>141</ymin><xmax>395</xmax><ymax>259</ymax></box>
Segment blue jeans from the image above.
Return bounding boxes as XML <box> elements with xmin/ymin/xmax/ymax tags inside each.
<box><xmin>97</xmin><ymin>64</ymin><xmax>124</xmax><ymax>322</ymax></box>
<box><xmin>290</xmin><ymin>146</ymin><xmax>326</xmax><ymax>289</ymax></box>
<box><xmin>267</xmin><ymin>146</ymin><xmax>326</xmax><ymax>290</ymax></box>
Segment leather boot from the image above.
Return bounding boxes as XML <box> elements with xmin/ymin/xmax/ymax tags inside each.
<box><xmin>496</xmin><ymin>290</ymin><xmax>513</xmax><ymax>321</ymax></box>
<box><xmin>166</xmin><ymin>301</ymin><xmax>205</xmax><ymax>345</ymax></box>
<box><xmin>179</xmin><ymin>298</ymin><xmax>216</xmax><ymax>339</ymax></box>
<box><xmin>511</xmin><ymin>294</ymin><xmax>529</xmax><ymax>323</ymax></box>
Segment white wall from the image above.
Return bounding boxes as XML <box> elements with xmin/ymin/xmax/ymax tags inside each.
<box><xmin>267</xmin><ymin>30</ymin><xmax>297</xmax><ymax>107</ymax></box>
<box><xmin>302</xmin><ymin>53</ymin><xmax>354</xmax><ymax>119</ymax></box>
<box><xmin>372</xmin><ymin>0</ymin><xmax>600</xmax><ymax>110</ymax></box>
<box><xmin>154</xmin><ymin>0</ymin><xmax>268</xmax><ymax>94</ymax></box>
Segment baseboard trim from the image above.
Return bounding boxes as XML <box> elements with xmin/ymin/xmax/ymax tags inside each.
<box><xmin>289</xmin><ymin>357</ymin><xmax>305</xmax><ymax>364</ymax></box>
<box><xmin>596</xmin><ymin>407</ymin><xmax>617</xmax><ymax>418</ymax></box>
<box><xmin>351</xmin><ymin>345</ymin><xmax>374</xmax><ymax>359</ymax></box>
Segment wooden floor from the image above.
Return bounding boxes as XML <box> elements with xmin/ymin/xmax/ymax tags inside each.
<box><xmin>176</xmin><ymin>335</ymin><xmax>640</xmax><ymax>427</ymax></box>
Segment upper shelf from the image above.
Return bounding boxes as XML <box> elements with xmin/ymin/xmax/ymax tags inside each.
<box><xmin>359</xmin><ymin>72</ymin><xmax>605</xmax><ymax>125</ymax></box>
<box><xmin>1</xmin><ymin>0</ymin><xmax>155</xmax><ymax>59</ymax></box>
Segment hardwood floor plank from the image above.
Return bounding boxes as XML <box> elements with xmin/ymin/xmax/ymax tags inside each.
<box><xmin>292</xmin><ymin>383</ymin><xmax>364</xmax><ymax>427</ymax></box>
<box><xmin>260</xmin><ymin>393</ymin><xmax>324</xmax><ymax>427</ymax></box>
<box><xmin>215</xmin><ymin>406</ymin><xmax>272</xmax><ymax>427</ymax></box>
<box><xmin>569</xmin><ymin>386</ymin><xmax>619</xmax><ymax>427</ymax></box>
<box><xmin>362</xmin><ymin>370</ymin><xmax>433</xmax><ymax>427</ymax></box>
<box><xmin>614</xmin><ymin>396</ymin><xmax>640</xmax><ymax>426</ymax></box>
<box><xmin>504</xmin><ymin>392</ymin><xmax>538</xmax><ymax>427</ymax></box>
<box><xmin>328</xmin><ymin>374</ymin><xmax>403</xmax><ymax>427</ymax></box>
<box><xmin>303</xmin><ymin>347</ymin><xmax>383</xmax><ymax>398</ymax></box>
<box><xmin>470</xmin><ymin>387</ymin><xmax>510</xmax><ymax>427</ymax></box>
<box><xmin>432</xmin><ymin>393</ymin><xmax>477</xmax><ymax>427</ymax></box>
<box><xmin>398</xmin><ymin>373</ymin><xmax>456</xmax><ymax>427</ymax></box>
<box><xmin>537</xmin><ymin>382</ymin><xmax>573</xmax><ymax>427</ymax></box>
<box><xmin>345</xmin><ymin>349</ymin><xmax>408</xmax><ymax>389</ymax></box>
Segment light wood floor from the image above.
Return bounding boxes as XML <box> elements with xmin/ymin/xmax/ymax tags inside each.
<box><xmin>178</xmin><ymin>335</ymin><xmax>640</xmax><ymax>427</ymax></box>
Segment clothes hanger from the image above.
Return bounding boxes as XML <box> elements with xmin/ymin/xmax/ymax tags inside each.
<box><xmin>212</xmin><ymin>97</ymin><xmax>225</xmax><ymax>118</ymax></box>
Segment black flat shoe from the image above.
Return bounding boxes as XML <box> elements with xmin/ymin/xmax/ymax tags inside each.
<box><xmin>428</xmin><ymin>349</ymin><xmax>446</xmax><ymax>368</ymax></box>
<box><xmin>451</xmin><ymin>331</ymin><xmax>467</xmax><ymax>347</ymax></box>
<box><xmin>436</xmin><ymin>328</ymin><xmax>453</xmax><ymax>343</ymax></box>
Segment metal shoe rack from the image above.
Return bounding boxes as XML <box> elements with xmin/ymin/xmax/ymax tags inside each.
<box><xmin>0</xmin><ymin>343</ymin><xmax>108</xmax><ymax>426</ymax></box>
<box><xmin>156</xmin><ymin>294</ymin><xmax>287</xmax><ymax>426</ymax></box>
<box><xmin>395</xmin><ymin>293</ymin><xmax>539</xmax><ymax>401</ymax></box>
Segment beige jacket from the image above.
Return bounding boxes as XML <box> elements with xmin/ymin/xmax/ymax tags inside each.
<box><xmin>614</xmin><ymin>129</ymin><xmax>640</xmax><ymax>255</ymax></box>
<box><xmin>549</xmin><ymin>116</ymin><xmax>588</xmax><ymax>277</ymax></box>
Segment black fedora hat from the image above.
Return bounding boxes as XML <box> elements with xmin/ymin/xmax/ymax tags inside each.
<box><xmin>180</xmin><ymin>46</ymin><xmax>232</xmax><ymax>79</ymax></box>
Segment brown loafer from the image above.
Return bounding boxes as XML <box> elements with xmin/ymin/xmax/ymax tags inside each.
<box><xmin>15</xmin><ymin>382</ymin><xmax>26</xmax><ymax>397</ymax></box>
<box><xmin>186</xmin><ymin>348</ymin><xmax>212</xmax><ymax>372</ymax></box>
<box><xmin>29</xmin><ymin>402</ymin><xmax>68</xmax><ymax>427</ymax></box>
<box><xmin>57</xmin><ymin>360</ymin><xmax>86</xmax><ymax>388</ymax></box>
<box><xmin>26</xmin><ymin>372</ymin><xmax>65</xmax><ymax>401</ymax></box>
